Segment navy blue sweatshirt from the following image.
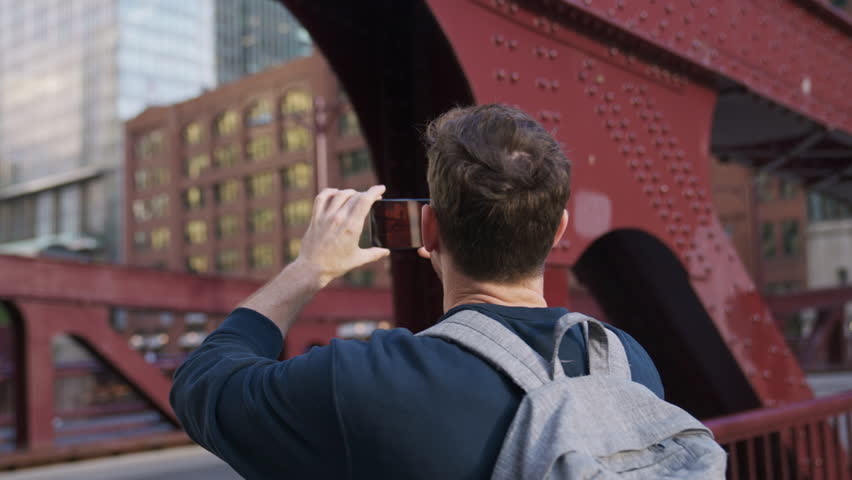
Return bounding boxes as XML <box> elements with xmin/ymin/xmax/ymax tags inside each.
<box><xmin>170</xmin><ymin>304</ymin><xmax>663</xmax><ymax>479</ymax></box>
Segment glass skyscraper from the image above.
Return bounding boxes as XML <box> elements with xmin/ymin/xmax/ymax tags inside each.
<box><xmin>215</xmin><ymin>0</ymin><xmax>312</xmax><ymax>85</ymax></box>
<box><xmin>0</xmin><ymin>0</ymin><xmax>311</xmax><ymax>260</ymax></box>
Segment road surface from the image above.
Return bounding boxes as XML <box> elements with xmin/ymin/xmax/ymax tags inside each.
<box><xmin>1</xmin><ymin>446</ymin><xmax>241</xmax><ymax>480</ymax></box>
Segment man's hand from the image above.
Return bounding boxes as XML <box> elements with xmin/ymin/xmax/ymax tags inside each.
<box><xmin>239</xmin><ymin>185</ymin><xmax>390</xmax><ymax>332</ymax></box>
<box><xmin>296</xmin><ymin>185</ymin><xmax>391</xmax><ymax>288</ymax></box>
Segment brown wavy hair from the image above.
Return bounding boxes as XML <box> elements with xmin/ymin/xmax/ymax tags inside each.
<box><xmin>425</xmin><ymin>104</ymin><xmax>571</xmax><ymax>282</ymax></box>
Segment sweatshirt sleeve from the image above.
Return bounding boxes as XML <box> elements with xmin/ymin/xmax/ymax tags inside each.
<box><xmin>169</xmin><ymin>308</ymin><xmax>347</xmax><ymax>479</ymax></box>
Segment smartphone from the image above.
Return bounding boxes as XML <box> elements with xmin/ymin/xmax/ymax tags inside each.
<box><xmin>364</xmin><ymin>199</ymin><xmax>429</xmax><ymax>250</ymax></box>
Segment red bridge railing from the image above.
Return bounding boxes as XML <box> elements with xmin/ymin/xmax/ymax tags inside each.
<box><xmin>706</xmin><ymin>391</ymin><xmax>852</xmax><ymax>479</ymax></box>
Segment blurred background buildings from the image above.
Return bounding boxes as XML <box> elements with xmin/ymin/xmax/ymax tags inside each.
<box><xmin>0</xmin><ymin>0</ymin><xmax>311</xmax><ymax>262</ymax></box>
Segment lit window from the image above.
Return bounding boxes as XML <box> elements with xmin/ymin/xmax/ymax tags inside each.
<box><xmin>282</xmin><ymin>163</ymin><xmax>312</xmax><ymax>189</ymax></box>
<box><xmin>251</xmin><ymin>208</ymin><xmax>275</xmax><ymax>233</ymax></box>
<box><xmin>285</xmin><ymin>238</ymin><xmax>301</xmax><ymax>263</ymax></box>
<box><xmin>153</xmin><ymin>167</ymin><xmax>170</xmax><ymax>187</ymax></box>
<box><xmin>250</xmin><ymin>244</ymin><xmax>274</xmax><ymax>270</ymax></box>
<box><xmin>136</xmin><ymin>168</ymin><xmax>170</xmax><ymax>190</ymax></box>
<box><xmin>135</xmin><ymin>130</ymin><xmax>164</xmax><ymax>159</ymax></box>
<box><xmin>281</xmin><ymin>90</ymin><xmax>311</xmax><ymax>115</ymax></box>
<box><xmin>132</xmin><ymin>199</ymin><xmax>151</xmax><ymax>222</ymax></box>
<box><xmin>151</xmin><ymin>194</ymin><xmax>169</xmax><ymax>218</ymax></box>
<box><xmin>761</xmin><ymin>222</ymin><xmax>775</xmax><ymax>258</ymax></box>
<box><xmin>216</xmin><ymin>110</ymin><xmax>239</xmax><ymax>137</ymax></box>
<box><xmin>339</xmin><ymin>149</ymin><xmax>372</xmax><ymax>178</ymax></box>
<box><xmin>218</xmin><ymin>215</ymin><xmax>239</xmax><ymax>239</ymax></box>
<box><xmin>282</xmin><ymin>126</ymin><xmax>311</xmax><ymax>152</ymax></box>
<box><xmin>283</xmin><ymin>199</ymin><xmax>312</xmax><ymax>226</ymax></box>
<box><xmin>216</xmin><ymin>179</ymin><xmax>240</xmax><ymax>205</ymax></box>
<box><xmin>184</xmin><ymin>122</ymin><xmax>203</xmax><ymax>145</ymax></box>
<box><xmin>133</xmin><ymin>231</ymin><xmax>148</xmax><ymax>250</ymax></box>
<box><xmin>781</xmin><ymin>219</ymin><xmax>800</xmax><ymax>256</ymax></box>
<box><xmin>248</xmin><ymin>172</ymin><xmax>275</xmax><ymax>198</ymax></box>
<box><xmin>187</xmin><ymin>255</ymin><xmax>209</xmax><ymax>274</ymax></box>
<box><xmin>186</xmin><ymin>154</ymin><xmax>210</xmax><ymax>178</ymax></box>
<box><xmin>151</xmin><ymin>227</ymin><xmax>170</xmax><ymax>250</ymax></box>
<box><xmin>217</xmin><ymin>249</ymin><xmax>239</xmax><ymax>273</ymax></box>
<box><xmin>134</xmin><ymin>170</ymin><xmax>149</xmax><ymax>190</ymax></box>
<box><xmin>248</xmin><ymin>99</ymin><xmax>273</xmax><ymax>127</ymax></box>
<box><xmin>186</xmin><ymin>220</ymin><xmax>207</xmax><ymax>245</ymax></box>
<box><xmin>338</xmin><ymin>110</ymin><xmax>360</xmax><ymax>137</ymax></box>
<box><xmin>185</xmin><ymin>187</ymin><xmax>204</xmax><ymax>210</ymax></box>
<box><xmin>215</xmin><ymin>144</ymin><xmax>240</xmax><ymax>168</ymax></box>
<box><xmin>247</xmin><ymin>136</ymin><xmax>274</xmax><ymax>161</ymax></box>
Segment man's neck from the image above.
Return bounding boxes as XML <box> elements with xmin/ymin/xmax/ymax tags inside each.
<box><xmin>441</xmin><ymin>265</ymin><xmax>548</xmax><ymax>312</ymax></box>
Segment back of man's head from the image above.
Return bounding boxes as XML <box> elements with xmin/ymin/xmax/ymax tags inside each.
<box><xmin>425</xmin><ymin>104</ymin><xmax>571</xmax><ymax>283</ymax></box>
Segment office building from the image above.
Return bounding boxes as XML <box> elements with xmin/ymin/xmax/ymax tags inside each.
<box><xmin>125</xmin><ymin>54</ymin><xmax>389</xmax><ymax>288</ymax></box>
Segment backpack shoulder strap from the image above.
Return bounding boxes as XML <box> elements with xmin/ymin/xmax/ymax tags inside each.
<box><xmin>417</xmin><ymin>309</ymin><xmax>551</xmax><ymax>392</ymax></box>
<box><xmin>550</xmin><ymin>312</ymin><xmax>631</xmax><ymax>380</ymax></box>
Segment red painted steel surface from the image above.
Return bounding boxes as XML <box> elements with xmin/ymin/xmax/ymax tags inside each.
<box><xmin>424</xmin><ymin>0</ymin><xmax>814</xmax><ymax>410</ymax></box>
<box><xmin>561</xmin><ymin>0</ymin><xmax>852</xmax><ymax>133</ymax></box>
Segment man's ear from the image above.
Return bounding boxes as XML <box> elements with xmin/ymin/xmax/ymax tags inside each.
<box><xmin>422</xmin><ymin>204</ymin><xmax>440</xmax><ymax>252</ymax></box>
<box><xmin>552</xmin><ymin>209</ymin><xmax>569</xmax><ymax>248</ymax></box>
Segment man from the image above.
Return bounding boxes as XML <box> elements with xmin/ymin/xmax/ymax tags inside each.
<box><xmin>170</xmin><ymin>104</ymin><xmax>663</xmax><ymax>479</ymax></box>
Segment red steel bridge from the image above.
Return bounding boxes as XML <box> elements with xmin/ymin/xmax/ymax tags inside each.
<box><xmin>2</xmin><ymin>0</ymin><xmax>852</xmax><ymax>477</ymax></box>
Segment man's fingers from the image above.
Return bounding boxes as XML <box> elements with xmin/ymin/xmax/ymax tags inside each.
<box><xmin>346</xmin><ymin>185</ymin><xmax>386</xmax><ymax>222</ymax></box>
<box><xmin>312</xmin><ymin>188</ymin><xmax>338</xmax><ymax>220</ymax></box>
<box><xmin>324</xmin><ymin>189</ymin><xmax>358</xmax><ymax>217</ymax></box>
<box><xmin>417</xmin><ymin>247</ymin><xmax>431</xmax><ymax>259</ymax></box>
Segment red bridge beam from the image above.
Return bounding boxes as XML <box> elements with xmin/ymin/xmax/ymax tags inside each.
<box><xmin>0</xmin><ymin>255</ymin><xmax>391</xmax><ymax>319</ymax></box>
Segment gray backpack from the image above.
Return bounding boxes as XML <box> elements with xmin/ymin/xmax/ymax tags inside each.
<box><xmin>419</xmin><ymin>310</ymin><xmax>727</xmax><ymax>479</ymax></box>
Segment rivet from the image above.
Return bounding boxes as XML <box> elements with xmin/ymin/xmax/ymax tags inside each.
<box><xmin>510</xmin><ymin>72</ymin><xmax>520</xmax><ymax>82</ymax></box>
<box><xmin>549</xmin><ymin>49</ymin><xmax>558</xmax><ymax>59</ymax></box>
<box><xmin>605</xmin><ymin>92</ymin><xmax>615</xmax><ymax>102</ymax></box>
<box><xmin>496</xmin><ymin>69</ymin><xmax>507</xmax><ymax>80</ymax></box>
<box><xmin>763</xmin><ymin>370</ymin><xmax>771</xmax><ymax>379</ymax></box>
<box><xmin>635</xmin><ymin>172</ymin><xmax>647</xmax><ymax>182</ymax></box>
<box><xmin>588</xmin><ymin>155</ymin><xmax>597</xmax><ymax>165</ymax></box>
<box><xmin>509</xmin><ymin>39</ymin><xmax>518</xmax><ymax>50</ymax></box>
<box><xmin>610</xmin><ymin>47</ymin><xmax>619</xmax><ymax>57</ymax></box>
<box><xmin>596</xmin><ymin>74</ymin><xmax>606</xmax><ymax>84</ymax></box>
<box><xmin>578</xmin><ymin>71</ymin><xmax>589</xmax><ymax>82</ymax></box>
<box><xmin>660</xmin><ymin>184</ymin><xmax>669</xmax><ymax>193</ymax></box>
<box><xmin>551</xmin><ymin>80</ymin><xmax>560</xmax><ymax>91</ymax></box>
<box><xmin>494</xmin><ymin>34</ymin><xmax>505</xmax><ymax>45</ymax></box>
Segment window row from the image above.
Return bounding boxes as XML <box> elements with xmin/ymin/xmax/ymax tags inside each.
<box><xmin>182</xmin><ymin>239</ymin><xmax>303</xmax><ymax>274</ymax></box>
<box><xmin>135</xmin><ymin>130</ymin><xmax>165</xmax><ymax>160</ymax></box>
<box><xmin>134</xmin><ymin>167</ymin><xmax>170</xmax><ymax>191</ymax></box>
<box><xmin>182</xmin><ymin>200</ymin><xmax>313</xmax><ymax>245</ymax></box>
<box><xmin>181</xmin><ymin>90</ymin><xmax>313</xmax><ymax>143</ymax></box>
<box><xmin>182</xmin><ymin>165</ymin><xmax>313</xmax><ymax>211</ymax></box>
<box><xmin>183</xmin><ymin>128</ymin><xmax>311</xmax><ymax>178</ymax></box>
<box><xmin>132</xmin><ymin>194</ymin><xmax>169</xmax><ymax>222</ymax></box>
<box><xmin>133</xmin><ymin>226</ymin><xmax>171</xmax><ymax>251</ymax></box>
<box><xmin>760</xmin><ymin>219</ymin><xmax>801</xmax><ymax>259</ymax></box>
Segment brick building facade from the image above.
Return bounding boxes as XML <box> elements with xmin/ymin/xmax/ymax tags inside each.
<box><xmin>711</xmin><ymin>158</ymin><xmax>808</xmax><ymax>294</ymax></box>
<box><xmin>125</xmin><ymin>55</ymin><xmax>390</xmax><ymax>289</ymax></box>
